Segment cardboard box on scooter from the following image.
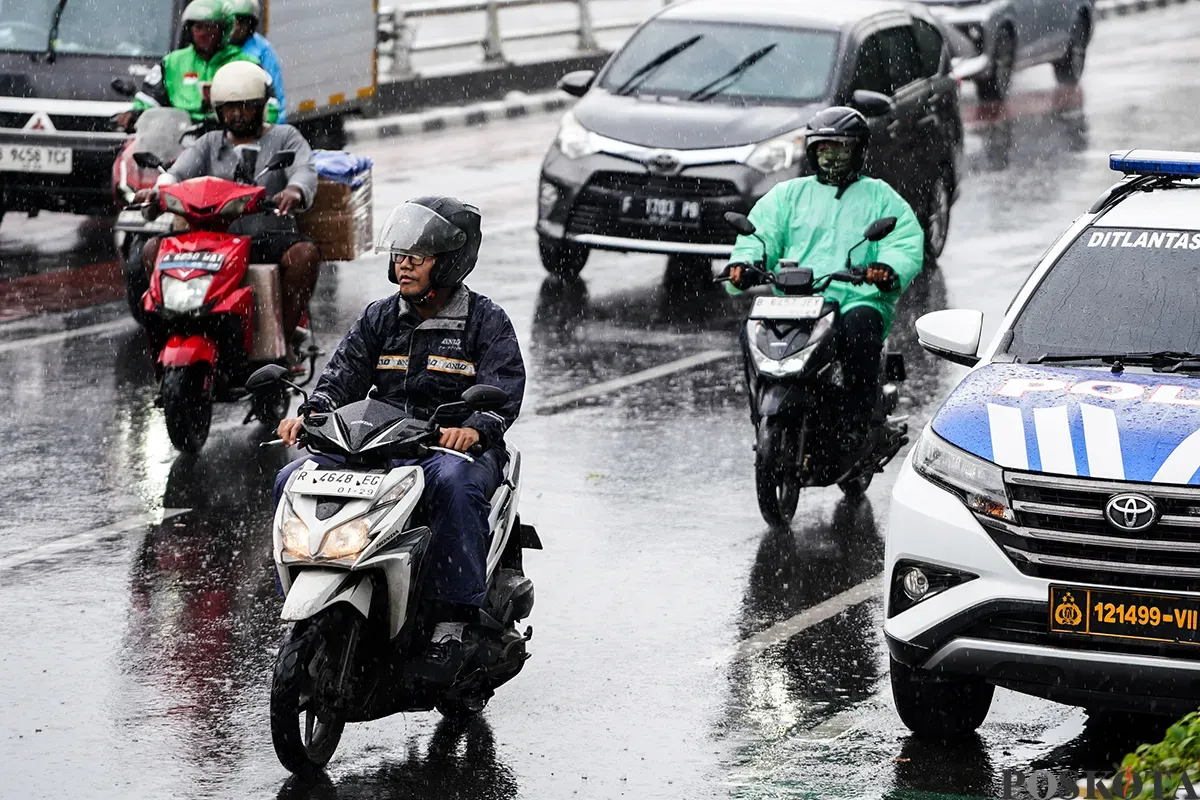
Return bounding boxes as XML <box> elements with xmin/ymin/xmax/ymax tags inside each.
<box><xmin>298</xmin><ymin>173</ymin><xmax>373</xmax><ymax>261</ymax></box>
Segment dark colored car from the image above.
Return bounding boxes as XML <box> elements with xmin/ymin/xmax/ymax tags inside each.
<box><xmin>536</xmin><ymin>0</ymin><xmax>965</xmax><ymax>279</ymax></box>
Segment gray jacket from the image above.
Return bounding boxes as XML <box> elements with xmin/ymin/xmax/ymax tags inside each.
<box><xmin>159</xmin><ymin>124</ymin><xmax>318</xmax><ymax>211</ymax></box>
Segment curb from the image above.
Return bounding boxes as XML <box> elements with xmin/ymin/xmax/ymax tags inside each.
<box><xmin>347</xmin><ymin>0</ymin><xmax>1190</xmax><ymax>145</ymax></box>
<box><xmin>345</xmin><ymin>90</ymin><xmax>576</xmax><ymax>145</ymax></box>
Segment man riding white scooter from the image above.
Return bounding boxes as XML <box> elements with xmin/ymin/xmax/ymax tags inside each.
<box><xmin>135</xmin><ymin>61</ymin><xmax>320</xmax><ymax>342</ymax></box>
<box><xmin>274</xmin><ymin>195</ymin><xmax>527</xmax><ymax>688</ymax></box>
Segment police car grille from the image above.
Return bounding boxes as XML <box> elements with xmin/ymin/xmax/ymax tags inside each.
<box><xmin>961</xmin><ymin>610</ymin><xmax>1200</xmax><ymax>661</ymax></box>
<box><xmin>566</xmin><ymin>171</ymin><xmax>742</xmax><ymax>245</ymax></box>
<box><xmin>988</xmin><ymin>472</ymin><xmax>1200</xmax><ymax>592</ymax></box>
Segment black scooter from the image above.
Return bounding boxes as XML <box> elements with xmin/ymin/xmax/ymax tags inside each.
<box><xmin>718</xmin><ymin>211</ymin><xmax>909</xmax><ymax>526</ymax></box>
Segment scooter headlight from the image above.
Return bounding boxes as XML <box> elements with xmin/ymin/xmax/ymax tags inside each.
<box><xmin>317</xmin><ymin>472</ymin><xmax>419</xmax><ymax>560</ymax></box>
<box><xmin>220</xmin><ymin>194</ymin><xmax>255</xmax><ymax>216</ymax></box>
<box><xmin>160</xmin><ymin>274</ymin><xmax>213</xmax><ymax>312</ymax></box>
<box><xmin>912</xmin><ymin>427</ymin><xmax>1014</xmax><ymax>522</ymax></box>
<box><xmin>280</xmin><ymin>499</ymin><xmax>310</xmax><ymax>557</ymax></box>
<box><xmin>746</xmin><ymin>319</ymin><xmax>823</xmax><ymax>377</ymax></box>
<box><xmin>161</xmin><ymin>192</ymin><xmax>187</xmax><ymax>215</ymax></box>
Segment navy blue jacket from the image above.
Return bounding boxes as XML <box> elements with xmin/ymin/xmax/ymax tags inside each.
<box><xmin>300</xmin><ymin>286</ymin><xmax>525</xmax><ymax>449</ymax></box>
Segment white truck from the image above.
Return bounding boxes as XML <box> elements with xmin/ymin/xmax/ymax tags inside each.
<box><xmin>0</xmin><ymin>0</ymin><xmax>376</xmax><ymax>224</ymax></box>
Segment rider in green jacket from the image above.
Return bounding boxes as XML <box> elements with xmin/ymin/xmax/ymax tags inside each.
<box><xmin>726</xmin><ymin>106</ymin><xmax>924</xmax><ymax>453</ymax></box>
<box><xmin>117</xmin><ymin>0</ymin><xmax>276</xmax><ymax>128</ymax></box>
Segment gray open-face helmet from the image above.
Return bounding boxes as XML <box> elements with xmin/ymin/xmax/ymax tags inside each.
<box><xmin>376</xmin><ymin>196</ymin><xmax>482</xmax><ymax>288</ymax></box>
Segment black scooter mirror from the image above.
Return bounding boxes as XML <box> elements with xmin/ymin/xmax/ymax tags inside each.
<box><xmin>265</xmin><ymin>150</ymin><xmax>295</xmax><ymax>171</ymax></box>
<box><xmin>864</xmin><ymin>217</ymin><xmax>897</xmax><ymax>242</ymax></box>
<box><xmin>246</xmin><ymin>364</ymin><xmax>289</xmax><ymax>393</ymax></box>
<box><xmin>462</xmin><ymin>384</ymin><xmax>509</xmax><ymax>412</ymax></box>
<box><xmin>111</xmin><ymin>77</ymin><xmax>137</xmax><ymax>97</ymax></box>
<box><xmin>724</xmin><ymin>211</ymin><xmax>756</xmax><ymax>236</ymax></box>
<box><xmin>132</xmin><ymin>151</ymin><xmax>163</xmax><ymax>171</ymax></box>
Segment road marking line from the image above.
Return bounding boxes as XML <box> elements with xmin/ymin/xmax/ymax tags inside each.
<box><xmin>534</xmin><ymin>349</ymin><xmax>735</xmax><ymax>414</ymax></box>
<box><xmin>736</xmin><ymin>575</ymin><xmax>882</xmax><ymax>661</ymax></box>
<box><xmin>0</xmin><ymin>318</ymin><xmax>134</xmax><ymax>356</ymax></box>
<box><xmin>0</xmin><ymin>508</ymin><xmax>190</xmax><ymax>570</ymax></box>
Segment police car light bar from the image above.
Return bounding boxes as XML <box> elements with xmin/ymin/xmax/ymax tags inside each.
<box><xmin>1110</xmin><ymin>149</ymin><xmax>1200</xmax><ymax>177</ymax></box>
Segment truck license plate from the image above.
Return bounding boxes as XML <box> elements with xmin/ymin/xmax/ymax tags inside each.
<box><xmin>0</xmin><ymin>145</ymin><xmax>72</xmax><ymax>174</ymax></box>
<box><xmin>1049</xmin><ymin>584</ymin><xmax>1200</xmax><ymax>646</ymax></box>
<box><xmin>291</xmin><ymin>469</ymin><xmax>385</xmax><ymax>499</ymax></box>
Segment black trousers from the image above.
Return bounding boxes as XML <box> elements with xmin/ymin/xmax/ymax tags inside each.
<box><xmin>836</xmin><ymin>306</ymin><xmax>886</xmax><ymax>442</ymax></box>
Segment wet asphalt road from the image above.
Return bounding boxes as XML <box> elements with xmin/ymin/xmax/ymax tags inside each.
<box><xmin>4</xmin><ymin>6</ymin><xmax>1200</xmax><ymax>798</ymax></box>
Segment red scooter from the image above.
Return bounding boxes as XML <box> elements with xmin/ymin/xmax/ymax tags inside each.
<box><xmin>130</xmin><ymin>149</ymin><xmax>318</xmax><ymax>455</ymax></box>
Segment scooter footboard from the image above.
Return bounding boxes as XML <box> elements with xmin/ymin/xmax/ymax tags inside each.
<box><xmin>282</xmin><ymin>568</ymin><xmax>374</xmax><ymax>622</ymax></box>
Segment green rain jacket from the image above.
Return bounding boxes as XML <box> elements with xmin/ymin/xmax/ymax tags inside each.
<box><xmin>726</xmin><ymin>175</ymin><xmax>924</xmax><ymax>336</ymax></box>
<box><xmin>132</xmin><ymin>45</ymin><xmax>278</xmax><ymax>123</ymax></box>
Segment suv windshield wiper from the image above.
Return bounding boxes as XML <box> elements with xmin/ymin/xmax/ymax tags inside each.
<box><xmin>44</xmin><ymin>0</ymin><xmax>71</xmax><ymax>63</ymax></box>
<box><xmin>1025</xmin><ymin>351</ymin><xmax>1200</xmax><ymax>373</ymax></box>
<box><xmin>612</xmin><ymin>34</ymin><xmax>703</xmax><ymax>97</ymax></box>
<box><xmin>686</xmin><ymin>43</ymin><xmax>777</xmax><ymax>102</ymax></box>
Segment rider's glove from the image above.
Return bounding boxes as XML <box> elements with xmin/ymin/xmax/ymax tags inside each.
<box><xmin>865</xmin><ymin>262</ymin><xmax>899</xmax><ymax>292</ymax></box>
<box><xmin>729</xmin><ymin>263</ymin><xmax>763</xmax><ymax>290</ymax></box>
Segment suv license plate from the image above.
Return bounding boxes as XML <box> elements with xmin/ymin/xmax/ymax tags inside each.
<box><xmin>0</xmin><ymin>145</ymin><xmax>72</xmax><ymax>174</ymax></box>
<box><xmin>620</xmin><ymin>195</ymin><xmax>701</xmax><ymax>226</ymax></box>
<box><xmin>750</xmin><ymin>296</ymin><xmax>824</xmax><ymax>320</ymax></box>
<box><xmin>1049</xmin><ymin>584</ymin><xmax>1200</xmax><ymax>646</ymax></box>
<box><xmin>291</xmin><ymin>469</ymin><xmax>385</xmax><ymax>499</ymax></box>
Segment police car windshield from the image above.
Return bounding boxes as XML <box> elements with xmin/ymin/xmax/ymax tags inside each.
<box><xmin>599</xmin><ymin>19</ymin><xmax>838</xmax><ymax>104</ymax></box>
<box><xmin>0</xmin><ymin>0</ymin><xmax>173</xmax><ymax>57</ymax></box>
<box><xmin>1008</xmin><ymin>228</ymin><xmax>1200</xmax><ymax>364</ymax></box>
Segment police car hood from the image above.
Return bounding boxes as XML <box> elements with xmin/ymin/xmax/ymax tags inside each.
<box><xmin>930</xmin><ymin>363</ymin><xmax>1200</xmax><ymax>484</ymax></box>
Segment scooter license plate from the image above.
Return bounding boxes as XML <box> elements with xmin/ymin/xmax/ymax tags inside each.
<box><xmin>750</xmin><ymin>296</ymin><xmax>824</xmax><ymax>320</ymax></box>
<box><xmin>291</xmin><ymin>469</ymin><xmax>385</xmax><ymax>499</ymax></box>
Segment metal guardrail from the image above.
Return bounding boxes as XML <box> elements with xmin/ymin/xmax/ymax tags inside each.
<box><xmin>377</xmin><ymin>0</ymin><xmax>662</xmax><ymax>79</ymax></box>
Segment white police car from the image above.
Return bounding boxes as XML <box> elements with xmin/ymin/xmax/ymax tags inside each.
<box><xmin>886</xmin><ymin>150</ymin><xmax>1200</xmax><ymax>736</ymax></box>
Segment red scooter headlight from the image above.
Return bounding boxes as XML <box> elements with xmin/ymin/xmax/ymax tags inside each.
<box><xmin>220</xmin><ymin>195</ymin><xmax>255</xmax><ymax>216</ymax></box>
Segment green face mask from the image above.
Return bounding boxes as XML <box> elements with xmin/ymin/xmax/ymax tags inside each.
<box><xmin>815</xmin><ymin>142</ymin><xmax>854</xmax><ymax>184</ymax></box>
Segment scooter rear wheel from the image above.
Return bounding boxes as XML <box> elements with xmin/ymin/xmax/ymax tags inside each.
<box><xmin>162</xmin><ymin>365</ymin><xmax>213</xmax><ymax>454</ymax></box>
<box><xmin>270</xmin><ymin>614</ymin><xmax>351</xmax><ymax>775</ymax></box>
<box><xmin>755</xmin><ymin>420</ymin><xmax>801</xmax><ymax>527</ymax></box>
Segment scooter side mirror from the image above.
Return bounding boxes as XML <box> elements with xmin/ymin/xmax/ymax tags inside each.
<box><xmin>864</xmin><ymin>217</ymin><xmax>897</xmax><ymax>241</ymax></box>
<box><xmin>916</xmin><ymin>309</ymin><xmax>983</xmax><ymax>367</ymax></box>
<box><xmin>132</xmin><ymin>151</ymin><xmax>163</xmax><ymax>171</ymax></box>
<box><xmin>462</xmin><ymin>384</ymin><xmax>509</xmax><ymax>412</ymax></box>
<box><xmin>265</xmin><ymin>150</ymin><xmax>296</xmax><ymax>171</ymax></box>
<box><xmin>246</xmin><ymin>364</ymin><xmax>290</xmax><ymax>393</ymax></box>
<box><xmin>111</xmin><ymin>77</ymin><xmax>137</xmax><ymax>97</ymax></box>
<box><xmin>724</xmin><ymin>211</ymin><xmax>756</xmax><ymax>236</ymax></box>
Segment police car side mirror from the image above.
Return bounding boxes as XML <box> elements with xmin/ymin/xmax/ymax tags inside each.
<box><xmin>851</xmin><ymin>89</ymin><xmax>893</xmax><ymax>118</ymax></box>
<box><xmin>463</xmin><ymin>384</ymin><xmax>509</xmax><ymax>412</ymax></box>
<box><xmin>916</xmin><ymin>309</ymin><xmax>983</xmax><ymax>367</ymax></box>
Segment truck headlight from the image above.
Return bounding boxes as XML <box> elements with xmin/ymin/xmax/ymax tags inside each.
<box><xmin>912</xmin><ymin>428</ymin><xmax>1013</xmax><ymax>522</ymax></box>
<box><xmin>745</xmin><ymin>129</ymin><xmax>806</xmax><ymax>174</ymax></box>
<box><xmin>556</xmin><ymin>111</ymin><xmax>601</xmax><ymax>160</ymax></box>
<box><xmin>160</xmin><ymin>274</ymin><xmax>212</xmax><ymax>312</ymax></box>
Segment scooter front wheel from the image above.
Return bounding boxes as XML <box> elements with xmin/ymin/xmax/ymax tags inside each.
<box><xmin>270</xmin><ymin>612</ymin><xmax>352</xmax><ymax>775</ymax></box>
<box><xmin>162</xmin><ymin>364</ymin><xmax>213</xmax><ymax>454</ymax></box>
<box><xmin>755</xmin><ymin>419</ymin><xmax>801</xmax><ymax>527</ymax></box>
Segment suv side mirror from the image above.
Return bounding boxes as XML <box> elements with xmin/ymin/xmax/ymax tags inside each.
<box><xmin>916</xmin><ymin>309</ymin><xmax>983</xmax><ymax>367</ymax></box>
<box><xmin>111</xmin><ymin>77</ymin><xmax>137</xmax><ymax>97</ymax></box>
<box><xmin>462</xmin><ymin>384</ymin><xmax>509</xmax><ymax>412</ymax></box>
<box><xmin>724</xmin><ymin>211</ymin><xmax>756</xmax><ymax>236</ymax></box>
<box><xmin>851</xmin><ymin>89</ymin><xmax>894</xmax><ymax>117</ymax></box>
<box><xmin>557</xmin><ymin>69</ymin><xmax>595</xmax><ymax>97</ymax></box>
<box><xmin>246</xmin><ymin>364</ymin><xmax>289</xmax><ymax>393</ymax></box>
<box><xmin>864</xmin><ymin>216</ymin><xmax>897</xmax><ymax>241</ymax></box>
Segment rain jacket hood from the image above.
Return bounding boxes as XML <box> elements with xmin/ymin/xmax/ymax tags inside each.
<box><xmin>726</xmin><ymin>175</ymin><xmax>924</xmax><ymax>336</ymax></box>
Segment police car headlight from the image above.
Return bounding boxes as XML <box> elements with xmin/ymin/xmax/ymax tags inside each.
<box><xmin>160</xmin><ymin>275</ymin><xmax>212</xmax><ymax>312</ymax></box>
<box><xmin>746</xmin><ymin>129</ymin><xmax>806</xmax><ymax>174</ymax></box>
<box><xmin>556</xmin><ymin>111</ymin><xmax>601</xmax><ymax>160</ymax></box>
<box><xmin>913</xmin><ymin>428</ymin><xmax>1014</xmax><ymax>522</ymax></box>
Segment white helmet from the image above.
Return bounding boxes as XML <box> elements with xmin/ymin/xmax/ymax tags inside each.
<box><xmin>210</xmin><ymin>61</ymin><xmax>271</xmax><ymax>107</ymax></box>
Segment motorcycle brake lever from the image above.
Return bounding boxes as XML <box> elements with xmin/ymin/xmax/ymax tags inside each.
<box><xmin>426</xmin><ymin>446</ymin><xmax>475</xmax><ymax>463</ymax></box>
<box><xmin>260</xmin><ymin>438</ymin><xmax>285</xmax><ymax>448</ymax></box>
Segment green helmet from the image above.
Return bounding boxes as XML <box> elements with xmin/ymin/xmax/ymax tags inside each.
<box><xmin>223</xmin><ymin>0</ymin><xmax>261</xmax><ymax>22</ymax></box>
<box><xmin>182</xmin><ymin>0</ymin><xmax>230</xmax><ymax>25</ymax></box>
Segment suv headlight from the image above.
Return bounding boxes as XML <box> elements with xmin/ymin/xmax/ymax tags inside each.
<box><xmin>160</xmin><ymin>274</ymin><xmax>213</xmax><ymax>312</ymax></box>
<box><xmin>912</xmin><ymin>428</ymin><xmax>1013</xmax><ymax>522</ymax></box>
<box><xmin>556</xmin><ymin>111</ymin><xmax>601</xmax><ymax>160</ymax></box>
<box><xmin>745</xmin><ymin>129</ymin><xmax>806</xmax><ymax>174</ymax></box>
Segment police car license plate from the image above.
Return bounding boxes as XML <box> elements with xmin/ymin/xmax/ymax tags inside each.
<box><xmin>291</xmin><ymin>469</ymin><xmax>385</xmax><ymax>500</ymax></box>
<box><xmin>0</xmin><ymin>144</ymin><xmax>72</xmax><ymax>174</ymax></box>
<box><xmin>1049</xmin><ymin>584</ymin><xmax>1200</xmax><ymax>646</ymax></box>
<box><xmin>749</xmin><ymin>296</ymin><xmax>824</xmax><ymax>320</ymax></box>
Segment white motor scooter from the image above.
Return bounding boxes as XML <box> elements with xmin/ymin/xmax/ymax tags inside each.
<box><xmin>247</xmin><ymin>365</ymin><xmax>541</xmax><ymax>775</ymax></box>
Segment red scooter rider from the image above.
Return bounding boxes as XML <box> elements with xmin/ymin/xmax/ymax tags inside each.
<box><xmin>136</xmin><ymin>61</ymin><xmax>320</xmax><ymax>342</ymax></box>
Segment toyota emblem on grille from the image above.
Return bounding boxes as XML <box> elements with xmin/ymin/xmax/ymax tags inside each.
<box><xmin>647</xmin><ymin>152</ymin><xmax>679</xmax><ymax>173</ymax></box>
<box><xmin>1104</xmin><ymin>493</ymin><xmax>1158</xmax><ymax>532</ymax></box>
